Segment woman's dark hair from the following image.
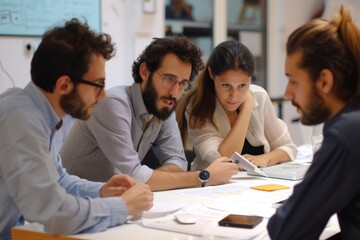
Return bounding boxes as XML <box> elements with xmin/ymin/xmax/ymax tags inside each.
<box><xmin>31</xmin><ymin>18</ymin><xmax>115</xmax><ymax>92</ymax></box>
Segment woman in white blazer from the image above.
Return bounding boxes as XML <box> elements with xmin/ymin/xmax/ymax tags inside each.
<box><xmin>177</xmin><ymin>40</ymin><xmax>297</xmax><ymax>171</ymax></box>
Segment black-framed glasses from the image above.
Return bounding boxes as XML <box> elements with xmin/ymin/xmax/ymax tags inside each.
<box><xmin>72</xmin><ymin>78</ymin><xmax>105</xmax><ymax>97</ymax></box>
<box><xmin>156</xmin><ymin>71</ymin><xmax>191</xmax><ymax>93</ymax></box>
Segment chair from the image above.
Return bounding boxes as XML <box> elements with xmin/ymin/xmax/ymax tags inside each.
<box><xmin>184</xmin><ymin>149</ymin><xmax>196</xmax><ymax>171</ymax></box>
<box><xmin>237</xmin><ymin>0</ymin><xmax>261</xmax><ymax>24</ymax></box>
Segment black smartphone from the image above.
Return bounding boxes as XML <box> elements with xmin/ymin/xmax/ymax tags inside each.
<box><xmin>218</xmin><ymin>214</ymin><xmax>263</xmax><ymax>229</ymax></box>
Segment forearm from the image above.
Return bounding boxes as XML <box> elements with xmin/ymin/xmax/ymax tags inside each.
<box><xmin>263</xmin><ymin>149</ymin><xmax>291</xmax><ymax>166</ymax></box>
<box><xmin>156</xmin><ymin>163</ymin><xmax>183</xmax><ymax>172</ymax></box>
<box><xmin>219</xmin><ymin>103</ymin><xmax>252</xmax><ymax>157</ymax></box>
<box><xmin>146</xmin><ymin>170</ymin><xmax>201</xmax><ymax>191</ymax></box>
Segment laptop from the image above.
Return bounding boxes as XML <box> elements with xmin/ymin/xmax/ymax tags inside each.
<box><xmin>231</xmin><ymin>152</ymin><xmax>310</xmax><ymax>181</ymax></box>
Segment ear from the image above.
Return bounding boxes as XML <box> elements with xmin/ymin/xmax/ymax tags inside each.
<box><xmin>54</xmin><ymin>76</ymin><xmax>73</xmax><ymax>95</ymax></box>
<box><xmin>208</xmin><ymin>66</ymin><xmax>214</xmax><ymax>80</ymax></box>
<box><xmin>139</xmin><ymin>62</ymin><xmax>150</xmax><ymax>81</ymax></box>
<box><xmin>316</xmin><ymin>69</ymin><xmax>334</xmax><ymax>94</ymax></box>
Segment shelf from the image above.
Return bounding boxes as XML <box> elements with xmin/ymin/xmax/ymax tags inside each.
<box><xmin>165</xmin><ymin>20</ymin><xmax>262</xmax><ymax>39</ymax></box>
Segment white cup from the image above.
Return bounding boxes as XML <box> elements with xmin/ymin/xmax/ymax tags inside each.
<box><xmin>312</xmin><ymin>135</ymin><xmax>323</xmax><ymax>155</ymax></box>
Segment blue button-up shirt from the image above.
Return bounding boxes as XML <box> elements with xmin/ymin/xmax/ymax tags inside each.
<box><xmin>0</xmin><ymin>82</ymin><xmax>127</xmax><ymax>240</ymax></box>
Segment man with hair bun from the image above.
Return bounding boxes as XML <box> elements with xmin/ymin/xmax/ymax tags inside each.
<box><xmin>268</xmin><ymin>5</ymin><xmax>360</xmax><ymax>240</ymax></box>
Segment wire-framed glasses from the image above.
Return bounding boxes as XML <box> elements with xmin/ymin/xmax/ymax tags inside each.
<box><xmin>156</xmin><ymin>71</ymin><xmax>191</xmax><ymax>93</ymax></box>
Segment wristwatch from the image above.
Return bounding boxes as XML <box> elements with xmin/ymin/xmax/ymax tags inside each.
<box><xmin>198</xmin><ymin>169</ymin><xmax>210</xmax><ymax>187</ymax></box>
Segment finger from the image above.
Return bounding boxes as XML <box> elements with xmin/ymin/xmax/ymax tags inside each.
<box><xmin>107</xmin><ymin>187</ymin><xmax>128</xmax><ymax>197</ymax></box>
<box><xmin>122</xmin><ymin>175</ymin><xmax>137</xmax><ymax>185</ymax></box>
<box><xmin>221</xmin><ymin>157</ymin><xmax>232</xmax><ymax>163</ymax></box>
<box><xmin>117</xmin><ymin>175</ymin><xmax>136</xmax><ymax>186</ymax></box>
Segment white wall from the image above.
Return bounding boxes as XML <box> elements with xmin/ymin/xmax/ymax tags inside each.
<box><xmin>2</xmin><ymin>0</ymin><xmax>359</xmax><ymax>145</ymax></box>
<box><xmin>0</xmin><ymin>0</ymin><xmax>164</xmax><ymax>93</ymax></box>
<box><xmin>268</xmin><ymin>0</ymin><xmax>360</xmax><ymax>145</ymax></box>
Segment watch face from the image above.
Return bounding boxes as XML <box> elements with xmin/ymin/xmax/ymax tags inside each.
<box><xmin>199</xmin><ymin>170</ymin><xmax>210</xmax><ymax>181</ymax></box>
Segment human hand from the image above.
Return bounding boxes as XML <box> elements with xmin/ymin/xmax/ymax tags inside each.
<box><xmin>241</xmin><ymin>91</ymin><xmax>254</xmax><ymax>110</ymax></box>
<box><xmin>243</xmin><ymin>154</ymin><xmax>271</xmax><ymax>168</ymax></box>
<box><xmin>121</xmin><ymin>184</ymin><xmax>154</xmax><ymax>216</ymax></box>
<box><xmin>206</xmin><ymin>157</ymin><xmax>238</xmax><ymax>186</ymax></box>
<box><xmin>100</xmin><ymin>174</ymin><xmax>137</xmax><ymax>197</ymax></box>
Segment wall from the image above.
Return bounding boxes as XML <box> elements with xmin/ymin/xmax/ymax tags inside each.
<box><xmin>2</xmin><ymin>0</ymin><xmax>359</xmax><ymax>146</ymax></box>
<box><xmin>0</xmin><ymin>0</ymin><xmax>164</xmax><ymax>93</ymax></box>
<box><xmin>268</xmin><ymin>0</ymin><xmax>360</xmax><ymax>145</ymax></box>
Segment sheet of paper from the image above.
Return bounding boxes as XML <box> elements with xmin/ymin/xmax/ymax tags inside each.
<box><xmin>174</xmin><ymin>182</ymin><xmax>292</xmax><ymax>218</ymax></box>
<box><xmin>232</xmin><ymin>152</ymin><xmax>268</xmax><ymax>177</ymax></box>
<box><xmin>142</xmin><ymin>204</ymin><xmax>267</xmax><ymax>239</ymax></box>
<box><xmin>142</xmin><ymin>202</ymin><xmax>186</xmax><ymax>219</ymax></box>
<box><xmin>176</xmin><ymin>183</ymin><xmax>250</xmax><ymax>199</ymax></box>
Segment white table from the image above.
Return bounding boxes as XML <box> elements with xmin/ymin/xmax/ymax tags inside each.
<box><xmin>12</xmin><ymin>171</ymin><xmax>340</xmax><ymax>240</ymax></box>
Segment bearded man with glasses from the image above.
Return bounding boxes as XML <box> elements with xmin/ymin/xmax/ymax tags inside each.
<box><xmin>0</xmin><ymin>19</ymin><xmax>153</xmax><ymax>239</ymax></box>
<box><xmin>61</xmin><ymin>37</ymin><xmax>239</xmax><ymax>191</ymax></box>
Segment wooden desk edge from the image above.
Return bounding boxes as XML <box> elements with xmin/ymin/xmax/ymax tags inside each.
<box><xmin>12</xmin><ymin>228</ymin><xmax>80</xmax><ymax>240</ymax></box>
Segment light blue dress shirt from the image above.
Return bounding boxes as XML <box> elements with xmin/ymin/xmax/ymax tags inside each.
<box><xmin>0</xmin><ymin>82</ymin><xmax>127</xmax><ymax>240</ymax></box>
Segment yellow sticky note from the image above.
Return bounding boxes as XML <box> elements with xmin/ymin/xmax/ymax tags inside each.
<box><xmin>251</xmin><ymin>184</ymin><xmax>290</xmax><ymax>192</ymax></box>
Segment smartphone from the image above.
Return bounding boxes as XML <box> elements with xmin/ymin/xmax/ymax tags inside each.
<box><xmin>218</xmin><ymin>214</ymin><xmax>263</xmax><ymax>229</ymax></box>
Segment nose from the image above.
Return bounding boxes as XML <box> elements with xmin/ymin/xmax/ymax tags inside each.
<box><xmin>169</xmin><ymin>82</ymin><xmax>182</xmax><ymax>97</ymax></box>
<box><xmin>284</xmin><ymin>84</ymin><xmax>292</xmax><ymax>100</ymax></box>
<box><xmin>98</xmin><ymin>88</ymin><xmax>106</xmax><ymax>100</ymax></box>
<box><xmin>229</xmin><ymin>88</ymin><xmax>238</xmax><ymax>99</ymax></box>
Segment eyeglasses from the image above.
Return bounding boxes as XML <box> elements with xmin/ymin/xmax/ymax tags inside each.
<box><xmin>156</xmin><ymin>71</ymin><xmax>191</xmax><ymax>93</ymax></box>
<box><xmin>72</xmin><ymin>78</ymin><xmax>105</xmax><ymax>97</ymax></box>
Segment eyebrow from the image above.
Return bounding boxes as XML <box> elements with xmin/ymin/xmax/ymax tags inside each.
<box><xmin>94</xmin><ymin>78</ymin><xmax>106</xmax><ymax>83</ymax></box>
<box><xmin>164</xmin><ymin>72</ymin><xmax>189</xmax><ymax>82</ymax></box>
<box><xmin>219</xmin><ymin>79</ymin><xmax>250</xmax><ymax>84</ymax></box>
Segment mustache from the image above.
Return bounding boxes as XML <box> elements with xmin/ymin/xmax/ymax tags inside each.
<box><xmin>161</xmin><ymin>96</ymin><xmax>177</xmax><ymax>103</ymax></box>
<box><xmin>291</xmin><ymin>100</ymin><xmax>301</xmax><ymax>109</ymax></box>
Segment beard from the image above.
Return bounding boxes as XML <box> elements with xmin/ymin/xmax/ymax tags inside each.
<box><xmin>60</xmin><ymin>87</ymin><xmax>92</xmax><ymax>120</ymax></box>
<box><xmin>142</xmin><ymin>74</ymin><xmax>177</xmax><ymax>121</ymax></box>
<box><xmin>294</xmin><ymin>87</ymin><xmax>330</xmax><ymax>125</ymax></box>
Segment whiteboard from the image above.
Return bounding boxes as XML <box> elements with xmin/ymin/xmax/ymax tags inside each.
<box><xmin>0</xmin><ymin>0</ymin><xmax>101</xmax><ymax>36</ymax></box>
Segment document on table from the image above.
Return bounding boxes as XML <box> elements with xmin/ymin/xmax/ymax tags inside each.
<box><xmin>177</xmin><ymin>182</ymin><xmax>292</xmax><ymax>202</ymax></box>
<box><xmin>142</xmin><ymin>202</ymin><xmax>186</xmax><ymax>219</ymax></box>
<box><xmin>142</xmin><ymin>204</ymin><xmax>268</xmax><ymax>239</ymax></box>
<box><xmin>174</xmin><ymin>182</ymin><xmax>292</xmax><ymax>218</ymax></box>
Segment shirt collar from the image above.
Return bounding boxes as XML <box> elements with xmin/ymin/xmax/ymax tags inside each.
<box><xmin>24</xmin><ymin>82</ymin><xmax>63</xmax><ymax>131</ymax></box>
<box><xmin>130</xmin><ymin>82</ymin><xmax>153</xmax><ymax>122</ymax></box>
<box><xmin>324</xmin><ymin>98</ymin><xmax>360</xmax><ymax>132</ymax></box>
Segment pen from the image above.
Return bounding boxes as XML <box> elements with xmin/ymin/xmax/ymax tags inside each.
<box><xmin>230</xmin><ymin>159</ymin><xmax>240</xmax><ymax>164</ymax></box>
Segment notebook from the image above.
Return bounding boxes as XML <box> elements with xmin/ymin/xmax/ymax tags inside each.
<box><xmin>231</xmin><ymin>152</ymin><xmax>310</xmax><ymax>181</ymax></box>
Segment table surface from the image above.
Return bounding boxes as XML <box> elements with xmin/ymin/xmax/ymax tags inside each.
<box><xmin>12</xmin><ymin>171</ymin><xmax>340</xmax><ymax>240</ymax></box>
